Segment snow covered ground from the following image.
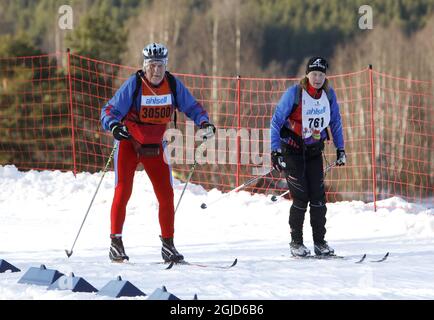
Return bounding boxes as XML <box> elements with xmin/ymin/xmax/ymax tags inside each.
<box><xmin>0</xmin><ymin>165</ymin><xmax>433</xmax><ymax>300</ymax></box>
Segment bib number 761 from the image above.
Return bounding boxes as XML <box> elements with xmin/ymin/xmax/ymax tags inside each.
<box><xmin>308</xmin><ymin>117</ymin><xmax>324</xmax><ymax>128</ymax></box>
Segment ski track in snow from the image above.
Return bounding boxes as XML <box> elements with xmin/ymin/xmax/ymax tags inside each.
<box><xmin>1</xmin><ymin>165</ymin><xmax>433</xmax><ymax>300</ymax></box>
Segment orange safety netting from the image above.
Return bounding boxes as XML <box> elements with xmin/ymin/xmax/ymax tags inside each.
<box><xmin>0</xmin><ymin>52</ymin><xmax>433</xmax><ymax>208</ymax></box>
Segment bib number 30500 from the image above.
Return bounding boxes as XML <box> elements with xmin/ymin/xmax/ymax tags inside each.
<box><xmin>139</xmin><ymin>105</ymin><xmax>172</xmax><ymax>124</ymax></box>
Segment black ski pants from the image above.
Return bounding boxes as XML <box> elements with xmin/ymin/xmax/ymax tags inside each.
<box><xmin>282</xmin><ymin>142</ymin><xmax>327</xmax><ymax>244</ymax></box>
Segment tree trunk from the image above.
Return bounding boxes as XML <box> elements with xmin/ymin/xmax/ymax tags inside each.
<box><xmin>212</xmin><ymin>12</ymin><xmax>219</xmax><ymax>116</ymax></box>
<box><xmin>235</xmin><ymin>0</ymin><xmax>240</xmax><ymax>76</ymax></box>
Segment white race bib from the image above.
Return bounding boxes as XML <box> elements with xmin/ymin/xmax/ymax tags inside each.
<box><xmin>301</xmin><ymin>89</ymin><xmax>330</xmax><ymax>139</ymax></box>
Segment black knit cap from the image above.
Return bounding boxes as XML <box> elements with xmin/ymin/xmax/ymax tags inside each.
<box><xmin>306</xmin><ymin>56</ymin><xmax>328</xmax><ymax>74</ymax></box>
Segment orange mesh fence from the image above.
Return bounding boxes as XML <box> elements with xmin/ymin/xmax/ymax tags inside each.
<box><xmin>0</xmin><ymin>52</ymin><xmax>432</xmax><ymax>207</ymax></box>
<box><xmin>371</xmin><ymin>71</ymin><xmax>433</xmax><ymax>204</ymax></box>
<box><xmin>0</xmin><ymin>52</ymin><xmax>72</xmax><ymax>170</ymax></box>
<box><xmin>67</xmin><ymin>52</ymin><xmax>135</xmax><ymax>172</ymax></box>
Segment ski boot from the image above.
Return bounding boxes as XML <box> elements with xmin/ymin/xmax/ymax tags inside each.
<box><xmin>109</xmin><ymin>236</ymin><xmax>129</xmax><ymax>262</ymax></box>
<box><xmin>160</xmin><ymin>236</ymin><xmax>184</xmax><ymax>263</ymax></box>
<box><xmin>314</xmin><ymin>240</ymin><xmax>335</xmax><ymax>256</ymax></box>
<box><xmin>290</xmin><ymin>240</ymin><xmax>311</xmax><ymax>257</ymax></box>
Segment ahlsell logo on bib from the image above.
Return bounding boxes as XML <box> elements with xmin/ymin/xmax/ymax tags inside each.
<box><xmin>141</xmin><ymin>94</ymin><xmax>172</xmax><ymax>106</ymax></box>
<box><xmin>306</xmin><ymin>106</ymin><xmax>326</xmax><ymax>115</ymax></box>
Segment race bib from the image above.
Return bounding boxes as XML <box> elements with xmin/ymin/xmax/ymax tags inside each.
<box><xmin>301</xmin><ymin>89</ymin><xmax>330</xmax><ymax>139</ymax></box>
<box><xmin>140</xmin><ymin>94</ymin><xmax>173</xmax><ymax>124</ymax></box>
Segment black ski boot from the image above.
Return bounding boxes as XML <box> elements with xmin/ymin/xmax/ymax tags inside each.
<box><xmin>314</xmin><ymin>240</ymin><xmax>334</xmax><ymax>256</ymax></box>
<box><xmin>160</xmin><ymin>236</ymin><xmax>184</xmax><ymax>263</ymax></box>
<box><xmin>109</xmin><ymin>236</ymin><xmax>129</xmax><ymax>262</ymax></box>
<box><xmin>290</xmin><ymin>240</ymin><xmax>311</xmax><ymax>257</ymax></box>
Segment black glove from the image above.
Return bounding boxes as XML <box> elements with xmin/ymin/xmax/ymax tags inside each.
<box><xmin>271</xmin><ymin>149</ymin><xmax>286</xmax><ymax>172</ymax></box>
<box><xmin>336</xmin><ymin>148</ymin><xmax>346</xmax><ymax>166</ymax></box>
<box><xmin>110</xmin><ymin>122</ymin><xmax>130</xmax><ymax>141</ymax></box>
<box><xmin>200</xmin><ymin>122</ymin><xmax>216</xmax><ymax>139</ymax></box>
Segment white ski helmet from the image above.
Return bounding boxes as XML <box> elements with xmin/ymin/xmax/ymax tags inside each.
<box><xmin>142</xmin><ymin>43</ymin><xmax>168</xmax><ymax>68</ymax></box>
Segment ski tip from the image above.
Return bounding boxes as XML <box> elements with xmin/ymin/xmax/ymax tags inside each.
<box><xmin>355</xmin><ymin>253</ymin><xmax>367</xmax><ymax>263</ymax></box>
<box><xmin>166</xmin><ymin>261</ymin><xmax>175</xmax><ymax>270</ymax></box>
<box><xmin>381</xmin><ymin>252</ymin><xmax>390</xmax><ymax>261</ymax></box>
<box><xmin>200</xmin><ymin>203</ymin><xmax>207</xmax><ymax>209</ymax></box>
<box><xmin>65</xmin><ymin>250</ymin><xmax>72</xmax><ymax>258</ymax></box>
<box><xmin>371</xmin><ymin>252</ymin><xmax>389</xmax><ymax>263</ymax></box>
<box><xmin>231</xmin><ymin>258</ymin><xmax>238</xmax><ymax>267</ymax></box>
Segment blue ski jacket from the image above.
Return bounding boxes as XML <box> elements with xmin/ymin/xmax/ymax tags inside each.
<box><xmin>101</xmin><ymin>73</ymin><xmax>209</xmax><ymax>133</ymax></box>
<box><xmin>270</xmin><ymin>84</ymin><xmax>344</xmax><ymax>151</ymax></box>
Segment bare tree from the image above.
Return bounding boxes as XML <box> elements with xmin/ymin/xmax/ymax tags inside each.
<box><xmin>331</xmin><ymin>20</ymin><xmax>434</xmax><ymax>199</ymax></box>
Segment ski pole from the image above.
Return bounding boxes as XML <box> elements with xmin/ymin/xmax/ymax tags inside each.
<box><xmin>200</xmin><ymin>169</ymin><xmax>275</xmax><ymax>209</ymax></box>
<box><xmin>324</xmin><ymin>160</ymin><xmax>337</xmax><ymax>178</ymax></box>
<box><xmin>271</xmin><ymin>161</ymin><xmax>337</xmax><ymax>202</ymax></box>
<box><xmin>174</xmin><ymin>160</ymin><xmax>197</xmax><ymax>214</ymax></box>
<box><xmin>65</xmin><ymin>141</ymin><xmax>119</xmax><ymax>258</ymax></box>
<box><xmin>174</xmin><ymin>136</ymin><xmax>208</xmax><ymax>214</ymax></box>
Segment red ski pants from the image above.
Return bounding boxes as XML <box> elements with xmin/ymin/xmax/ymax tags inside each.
<box><xmin>110</xmin><ymin>140</ymin><xmax>174</xmax><ymax>238</ymax></box>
